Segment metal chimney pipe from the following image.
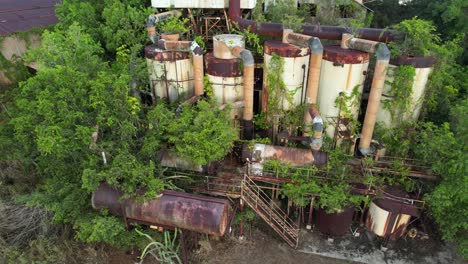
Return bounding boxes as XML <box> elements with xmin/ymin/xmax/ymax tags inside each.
<box><xmin>282</xmin><ymin>31</ymin><xmax>324</xmax><ymax>148</ymax></box>
<box><xmin>232</xmin><ymin>46</ymin><xmax>255</xmax><ymax>140</ymax></box>
<box><xmin>340</xmin><ymin>33</ymin><xmax>391</xmax><ymax>155</ymax></box>
<box><xmin>359</xmin><ymin>45</ymin><xmax>390</xmax><ymax>155</ymax></box>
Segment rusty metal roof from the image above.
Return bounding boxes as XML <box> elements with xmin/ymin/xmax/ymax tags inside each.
<box><xmin>0</xmin><ymin>0</ymin><xmax>60</xmax><ymax>36</ymax></box>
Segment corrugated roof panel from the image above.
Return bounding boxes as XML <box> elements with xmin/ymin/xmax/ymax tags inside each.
<box><xmin>0</xmin><ymin>0</ymin><xmax>61</xmax><ymax>36</ymax></box>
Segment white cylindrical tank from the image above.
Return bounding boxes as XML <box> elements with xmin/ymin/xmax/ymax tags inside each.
<box><xmin>145</xmin><ymin>45</ymin><xmax>194</xmax><ymax>103</ymax></box>
<box><xmin>263</xmin><ymin>40</ymin><xmax>310</xmax><ymax>112</ymax></box>
<box><xmin>376</xmin><ymin>57</ymin><xmax>435</xmax><ymax>127</ymax></box>
<box><xmin>317</xmin><ymin>45</ymin><xmax>370</xmax><ymax>139</ymax></box>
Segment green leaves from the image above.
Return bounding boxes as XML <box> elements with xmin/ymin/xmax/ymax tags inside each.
<box><xmin>146</xmin><ymin>100</ymin><xmax>239</xmax><ymax>165</ymax></box>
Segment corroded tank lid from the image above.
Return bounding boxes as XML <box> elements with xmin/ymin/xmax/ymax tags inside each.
<box><xmin>390</xmin><ymin>56</ymin><xmax>436</xmax><ymax>68</ymax></box>
<box><xmin>205</xmin><ymin>53</ymin><xmax>242</xmax><ymax>77</ymax></box>
<box><xmin>373</xmin><ymin>186</ymin><xmax>420</xmax><ymax>217</ymax></box>
<box><xmin>213</xmin><ymin>34</ymin><xmax>245</xmax><ymax>59</ymax></box>
<box><xmin>144</xmin><ymin>44</ymin><xmax>189</xmax><ymax>61</ymax></box>
<box><xmin>264</xmin><ymin>40</ymin><xmax>310</xmax><ymax>57</ymax></box>
<box><xmin>323</xmin><ymin>45</ymin><xmax>370</xmax><ymax>64</ymax></box>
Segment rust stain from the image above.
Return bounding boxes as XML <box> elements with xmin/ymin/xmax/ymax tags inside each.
<box><xmin>145</xmin><ymin>45</ymin><xmax>188</xmax><ymax>61</ymax></box>
<box><xmin>390</xmin><ymin>56</ymin><xmax>436</xmax><ymax>68</ymax></box>
<box><xmin>264</xmin><ymin>40</ymin><xmax>310</xmax><ymax>58</ymax></box>
<box><xmin>323</xmin><ymin>45</ymin><xmax>370</xmax><ymax>64</ymax></box>
<box><xmin>205</xmin><ymin>53</ymin><xmax>242</xmax><ymax>77</ymax></box>
<box><xmin>92</xmin><ymin>184</ymin><xmax>231</xmax><ymax>236</ymax></box>
<box><xmin>345</xmin><ymin>64</ymin><xmax>353</xmax><ymax>91</ymax></box>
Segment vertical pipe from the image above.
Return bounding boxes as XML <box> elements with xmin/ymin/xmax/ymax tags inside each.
<box><xmin>191</xmin><ymin>43</ymin><xmax>204</xmax><ymax>96</ymax></box>
<box><xmin>232</xmin><ymin>46</ymin><xmax>255</xmax><ymax>140</ymax></box>
<box><xmin>306</xmin><ymin>197</ymin><xmax>315</xmax><ymax>230</ymax></box>
<box><xmin>359</xmin><ymin>44</ymin><xmax>390</xmax><ymax>155</ymax></box>
<box><xmin>303</xmin><ymin>37</ymin><xmax>323</xmax><ymax>137</ymax></box>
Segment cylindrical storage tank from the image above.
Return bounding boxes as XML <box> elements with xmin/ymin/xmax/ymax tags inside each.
<box><xmin>92</xmin><ymin>184</ymin><xmax>231</xmax><ymax>236</ymax></box>
<box><xmin>145</xmin><ymin>44</ymin><xmax>194</xmax><ymax>103</ymax></box>
<box><xmin>213</xmin><ymin>34</ymin><xmax>245</xmax><ymax>60</ymax></box>
<box><xmin>205</xmin><ymin>53</ymin><xmax>244</xmax><ymax>105</ymax></box>
<box><xmin>376</xmin><ymin>56</ymin><xmax>436</xmax><ymax>127</ymax></box>
<box><xmin>317</xmin><ymin>45</ymin><xmax>370</xmax><ymax>138</ymax></box>
<box><xmin>316</xmin><ymin>205</ymin><xmax>354</xmax><ymax>236</ymax></box>
<box><xmin>263</xmin><ymin>40</ymin><xmax>310</xmax><ymax>111</ymax></box>
<box><xmin>365</xmin><ymin>187</ymin><xmax>420</xmax><ymax>240</ymax></box>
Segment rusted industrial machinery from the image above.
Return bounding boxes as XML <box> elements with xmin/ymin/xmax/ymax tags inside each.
<box><xmin>92</xmin><ymin>183</ymin><xmax>231</xmax><ymax>236</ymax></box>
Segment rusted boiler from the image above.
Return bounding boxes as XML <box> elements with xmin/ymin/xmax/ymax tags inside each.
<box><xmin>366</xmin><ymin>187</ymin><xmax>420</xmax><ymax>240</ymax></box>
<box><xmin>92</xmin><ymin>183</ymin><xmax>231</xmax><ymax>236</ymax></box>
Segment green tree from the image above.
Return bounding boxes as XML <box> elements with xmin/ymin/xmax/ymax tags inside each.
<box><xmin>147</xmin><ymin>100</ymin><xmax>239</xmax><ymax>165</ymax></box>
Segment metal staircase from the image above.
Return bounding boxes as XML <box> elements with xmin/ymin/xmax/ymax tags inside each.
<box><xmin>241</xmin><ymin>174</ymin><xmax>299</xmax><ymax>248</ymax></box>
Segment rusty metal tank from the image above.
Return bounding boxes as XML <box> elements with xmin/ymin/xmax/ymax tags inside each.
<box><xmin>206</xmin><ymin>34</ymin><xmax>245</xmax><ymax>123</ymax></box>
<box><xmin>366</xmin><ymin>187</ymin><xmax>420</xmax><ymax>240</ymax></box>
<box><xmin>145</xmin><ymin>44</ymin><xmax>194</xmax><ymax>103</ymax></box>
<box><xmin>316</xmin><ymin>205</ymin><xmax>355</xmax><ymax>236</ymax></box>
<box><xmin>92</xmin><ymin>183</ymin><xmax>231</xmax><ymax>236</ymax></box>
<box><xmin>263</xmin><ymin>40</ymin><xmax>310</xmax><ymax>111</ymax></box>
<box><xmin>317</xmin><ymin>45</ymin><xmax>370</xmax><ymax>138</ymax></box>
<box><xmin>205</xmin><ymin>53</ymin><xmax>244</xmax><ymax>105</ymax></box>
<box><xmin>376</xmin><ymin>56</ymin><xmax>436</xmax><ymax>127</ymax></box>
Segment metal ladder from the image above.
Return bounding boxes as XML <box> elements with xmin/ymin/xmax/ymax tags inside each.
<box><xmin>241</xmin><ymin>174</ymin><xmax>299</xmax><ymax>248</ymax></box>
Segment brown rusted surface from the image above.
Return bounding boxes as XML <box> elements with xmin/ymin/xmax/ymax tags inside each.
<box><xmin>145</xmin><ymin>45</ymin><xmax>188</xmax><ymax>61</ymax></box>
<box><xmin>243</xmin><ymin>64</ymin><xmax>255</xmax><ymax>121</ymax></box>
<box><xmin>92</xmin><ymin>183</ymin><xmax>231</xmax><ymax>236</ymax></box>
<box><xmin>359</xmin><ymin>59</ymin><xmax>389</xmax><ymax>153</ymax></box>
<box><xmin>264</xmin><ymin>40</ymin><xmax>310</xmax><ymax>58</ymax></box>
<box><xmin>92</xmin><ymin>184</ymin><xmax>124</xmax><ymax>216</ymax></box>
<box><xmin>205</xmin><ymin>53</ymin><xmax>242</xmax><ymax>77</ymax></box>
<box><xmin>323</xmin><ymin>45</ymin><xmax>370</xmax><ymax>64</ymax></box>
<box><xmin>163</xmin><ymin>41</ymin><xmax>191</xmax><ymax>51</ymax></box>
<box><xmin>390</xmin><ymin>56</ymin><xmax>436</xmax><ymax>68</ymax></box>
<box><xmin>285</xmin><ymin>32</ymin><xmax>312</xmax><ymax>47</ymax></box>
<box><xmin>193</xmin><ymin>54</ymin><xmax>204</xmax><ymax>96</ymax></box>
<box><xmin>242</xmin><ymin>144</ymin><xmax>328</xmax><ymax>166</ymax></box>
<box><xmin>316</xmin><ymin>205</ymin><xmax>355</xmax><ymax>236</ymax></box>
<box><xmin>374</xmin><ymin>186</ymin><xmax>420</xmax><ymax>217</ymax></box>
<box><xmin>348</xmin><ymin>38</ymin><xmax>380</xmax><ymax>53</ymax></box>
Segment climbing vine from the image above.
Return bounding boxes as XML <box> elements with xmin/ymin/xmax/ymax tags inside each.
<box><xmin>333</xmin><ymin>85</ymin><xmax>362</xmax><ymax>136</ymax></box>
<box><xmin>382</xmin><ymin>65</ymin><xmax>416</xmax><ymax>122</ymax></box>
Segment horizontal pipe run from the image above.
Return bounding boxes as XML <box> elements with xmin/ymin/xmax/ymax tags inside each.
<box><xmin>228</xmin><ymin>0</ymin><xmax>399</xmax><ymax>43</ymax></box>
<box><xmin>147</xmin><ymin>10</ymin><xmax>182</xmax><ymax>43</ymax></box>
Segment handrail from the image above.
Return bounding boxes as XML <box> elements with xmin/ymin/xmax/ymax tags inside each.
<box><xmin>243</xmin><ymin>175</ymin><xmax>298</xmax><ymax>229</ymax></box>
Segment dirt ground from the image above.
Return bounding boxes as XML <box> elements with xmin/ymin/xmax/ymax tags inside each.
<box><xmin>193</xmin><ymin>229</ymin><xmax>353</xmax><ymax>264</ymax></box>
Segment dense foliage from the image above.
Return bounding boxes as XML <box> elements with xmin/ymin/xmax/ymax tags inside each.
<box><xmin>0</xmin><ymin>0</ymin><xmax>238</xmax><ymax>253</ymax></box>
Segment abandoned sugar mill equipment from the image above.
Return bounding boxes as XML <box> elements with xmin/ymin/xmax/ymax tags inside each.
<box><xmin>88</xmin><ymin>1</ymin><xmax>441</xmax><ymax>256</ymax></box>
<box><xmin>92</xmin><ymin>183</ymin><xmax>231</xmax><ymax>236</ymax></box>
